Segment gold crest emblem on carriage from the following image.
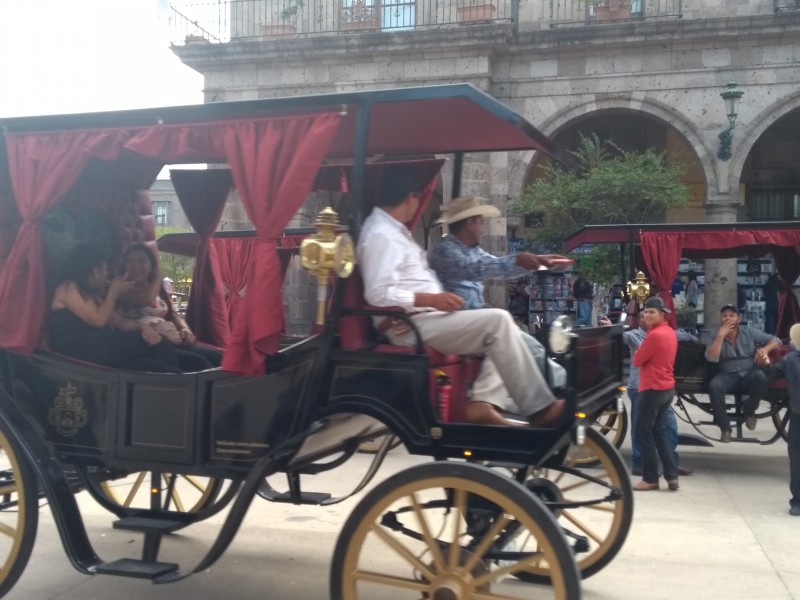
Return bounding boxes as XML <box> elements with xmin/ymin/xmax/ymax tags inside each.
<box><xmin>49</xmin><ymin>383</ymin><xmax>88</xmax><ymax>437</ymax></box>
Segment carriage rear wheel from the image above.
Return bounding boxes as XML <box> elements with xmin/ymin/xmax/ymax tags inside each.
<box><xmin>515</xmin><ymin>426</ymin><xmax>633</xmax><ymax>581</ymax></box>
<box><xmin>330</xmin><ymin>462</ymin><xmax>580</xmax><ymax>600</ymax></box>
<box><xmin>99</xmin><ymin>472</ymin><xmax>224</xmax><ymax>513</ymax></box>
<box><xmin>0</xmin><ymin>427</ymin><xmax>38</xmax><ymax>597</ymax></box>
<box><xmin>569</xmin><ymin>404</ymin><xmax>628</xmax><ymax>468</ymax></box>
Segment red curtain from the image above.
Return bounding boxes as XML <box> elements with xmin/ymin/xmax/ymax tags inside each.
<box><xmin>211</xmin><ymin>237</ymin><xmax>255</xmax><ymax>333</ymax></box>
<box><xmin>639</xmin><ymin>232</ymin><xmax>683</xmax><ymax>328</ymax></box>
<box><xmin>170</xmin><ymin>169</ymin><xmax>233</xmax><ymax>347</ymax></box>
<box><xmin>0</xmin><ymin>129</ymin><xmax>132</xmax><ymax>352</ymax></box>
<box><xmin>220</xmin><ymin>114</ymin><xmax>343</xmax><ymax>374</ymax></box>
<box><xmin>773</xmin><ymin>247</ymin><xmax>800</xmax><ymax>340</ymax></box>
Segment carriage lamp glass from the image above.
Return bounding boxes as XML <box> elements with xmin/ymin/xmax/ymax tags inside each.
<box><xmin>717</xmin><ymin>81</ymin><xmax>744</xmax><ymax>161</ymax></box>
<box><xmin>548</xmin><ymin>315</ymin><xmax>575</xmax><ymax>355</ymax></box>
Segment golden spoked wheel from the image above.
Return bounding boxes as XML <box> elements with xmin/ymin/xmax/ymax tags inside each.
<box><xmin>516</xmin><ymin>427</ymin><xmax>633</xmax><ymax>582</ymax></box>
<box><xmin>330</xmin><ymin>462</ymin><xmax>580</xmax><ymax>600</ymax></box>
<box><xmin>99</xmin><ymin>472</ymin><xmax>223</xmax><ymax>512</ymax></box>
<box><xmin>0</xmin><ymin>428</ymin><xmax>38</xmax><ymax>597</ymax></box>
<box><xmin>570</xmin><ymin>405</ymin><xmax>628</xmax><ymax>468</ymax></box>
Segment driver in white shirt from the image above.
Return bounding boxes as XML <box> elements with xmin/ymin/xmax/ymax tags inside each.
<box><xmin>356</xmin><ymin>165</ymin><xmax>565</xmax><ymax>428</ymax></box>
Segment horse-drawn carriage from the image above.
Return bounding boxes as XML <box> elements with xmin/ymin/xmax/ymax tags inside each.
<box><xmin>0</xmin><ymin>84</ymin><xmax>629</xmax><ymax>599</ymax></box>
<box><xmin>565</xmin><ymin>222</ymin><xmax>800</xmax><ymax>447</ymax></box>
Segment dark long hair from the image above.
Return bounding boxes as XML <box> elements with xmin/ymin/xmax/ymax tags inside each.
<box><xmin>58</xmin><ymin>244</ymin><xmax>109</xmax><ymax>298</ymax></box>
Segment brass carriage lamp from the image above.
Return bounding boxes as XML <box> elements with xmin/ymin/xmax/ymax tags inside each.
<box><xmin>717</xmin><ymin>81</ymin><xmax>744</xmax><ymax>161</ymax></box>
<box><xmin>626</xmin><ymin>271</ymin><xmax>650</xmax><ymax>308</ymax></box>
<box><xmin>299</xmin><ymin>206</ymin><xmax>355</xmax><ymax>325</ymax></box>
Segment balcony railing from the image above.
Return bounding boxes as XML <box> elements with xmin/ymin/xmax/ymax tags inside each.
<box><xmin>169</xmin><ymin>0</ymin><xmax>514</xmax><ymax>44</ymax></box>
<box><xmin>548</xmin><ymin>0</ymin><xmax>682</xmax><ymax>28</ymax></box>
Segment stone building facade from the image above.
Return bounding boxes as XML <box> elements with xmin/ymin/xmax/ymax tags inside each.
<box><xmin>169</xmin><ymin>0</ymin><xmax>800</xmax><ymax>330</ymax></box>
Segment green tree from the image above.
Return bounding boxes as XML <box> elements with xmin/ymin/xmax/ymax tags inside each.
<box><xmin>156</xmin><ymin>226</ymin><xmax>195</xmax><ymax>291</ymax></box>
<box><xmin>516</xmin><ymin>133</ymin><xmax>689</xmax><ymax>284</ymax></box>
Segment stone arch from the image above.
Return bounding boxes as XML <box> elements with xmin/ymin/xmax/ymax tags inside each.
<box><xmin>507</xmin><ymin>95</ymin><xmax>718</xmax><ymax>201</ymax></box>
<box><xmin>728</xmin><ymin>91</ymin><xmax>800</xmax><ymax>195</ymax></box>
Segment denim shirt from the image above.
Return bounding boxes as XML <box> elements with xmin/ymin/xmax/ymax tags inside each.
<box><xmin>703</xmin><ymin>325</ymin><xmax>780</xmax><ymax>376</ymax></box>
<box><xmin>428</xmin><ymin>235</ymin><xmax>525</xmax><ymax>309</ymax></box>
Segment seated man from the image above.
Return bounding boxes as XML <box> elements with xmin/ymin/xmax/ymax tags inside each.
<box><xmin>703</xmin><ymin>303</ymin><xmax>781</xmax><ymax>443</ymax></box>
<box><xmin>428</xmin><ymin>194</ymin><xmax>571</xmax><ymax>389</ymax></box>
<box><xmin>357</xmin><ymin>165</ymin><xmax>565</xmax><ymax>427</ymax></box>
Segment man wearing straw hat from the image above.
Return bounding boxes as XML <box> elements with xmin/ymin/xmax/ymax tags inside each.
<box><xmin>428</xmin><ymin>195</ymin><xmax>572</xmax><ymax>389</ymax></box>
<box><xmin>357</xmin><ymin>165</ymin><xmax>566</xmax><ymax>428</ymax></box>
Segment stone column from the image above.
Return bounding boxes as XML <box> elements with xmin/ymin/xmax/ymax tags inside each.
<box><xmin>702</xmin><ymin>198</ymin><xmax>739</xmax><ymax>336</ymax></box>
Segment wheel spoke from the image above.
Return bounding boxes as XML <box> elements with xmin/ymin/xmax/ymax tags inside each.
<box><xmin>561</xmin><ymin>510</ymin><xmax>604</xmax><ymax>545</ymax></box>
<box><xmin>472</xmin><ymin>552</ymin><xmax>545</xmax><ymax>588</ymax></box>
<box><xmin>0</xmin><ymin>483</ymin><xmax>17</xmax><ymax>497</ymax></box>
<box><xmin>460</xmin><ymin>513</ymin><xmax>511</xmax><ymax>576</ymax></box>
<box><xmin>182</xmin><ymin>475</ymin><xmax>208</xmax><ymax>493</ymax></box>
<box><xmin>122</xmin><ymin>471</ymin><xmax>148</xmax><ymax>507</ymax></box>
<box><xmin>410</xmin><ymin>493</ymin><xmax>445</xmax><ymax>572</ymax></box>
<box><xmin>369</xmin><ymin>522</ymin><xmax>435</xmax><ymax>581</ymax></box>
<box><xmin>584</xmin><ymin>503</ymin><xmax>616</xmax><ymax>513</ymax></box>
<box><xmin>0</xmin><ymin>521</ymin><xmax>17</xmax><ymax>539</ymax></box>
<box><xmin>352</xmin><ymin>569</ymin><xmax>429</xmax><ymax>592</ymax></box>
<box><xmin>448</xmin><ymin>487</ymin><xmax>466</xmax><ymax>569</ymax></box>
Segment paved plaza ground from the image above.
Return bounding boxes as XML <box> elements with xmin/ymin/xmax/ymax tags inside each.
<box><xmin>4</xmin><ymin>399</ymin><xmax>799</xmax><ymax>600</ymax></box>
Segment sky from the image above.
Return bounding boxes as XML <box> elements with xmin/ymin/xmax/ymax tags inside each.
<box><xmin>0</xmin><ymin>0</ymin><xmax>204</xmax><ymax>118</ymax></box>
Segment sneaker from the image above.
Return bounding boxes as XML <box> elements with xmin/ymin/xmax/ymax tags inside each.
<box><xmin>790</xmin><ymin>505</ymin><xmax>800</xmax><ymax>517</ymax></box>
<box><xmin>745</xmin><ymin>415</ymin><xmax>757</xmax><ymax>431</ymax></box>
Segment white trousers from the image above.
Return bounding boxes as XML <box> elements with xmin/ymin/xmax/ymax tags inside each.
<box><xmin>389</xmin><ymin>308</ymin><xmax>555</xmax><ymax>415</ymax></box>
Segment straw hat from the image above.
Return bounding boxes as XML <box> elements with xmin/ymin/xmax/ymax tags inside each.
<box><xmin>436</xmin><ymin>195</ymin><xmax>501</xmax><ymax>225</ymax></box>
<box><xmin>790</xmin><ymin>323</ymin><xmax>800</xmax><ymax>349</ymax></box>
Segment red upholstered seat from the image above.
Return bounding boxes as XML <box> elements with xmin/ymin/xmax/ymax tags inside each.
<box><xmin>337</xmin><ymin>272</ymin><xmax>482</xmax><ymax>421</ymax></box>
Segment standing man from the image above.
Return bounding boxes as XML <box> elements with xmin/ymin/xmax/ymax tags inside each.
<box><xmin>631</xmin><ymin>296</ymin><xmax>679</xmax><ymax>491</ymax></box>
<box><xmin>771</xmin><ymin>323</ymin><xmax>800</xmax><ymax>517</ymax></box>
<box><xmin>704</xmin><ymin>304</ymin><xmax>781</xmax><ymax>443</ymax></box>
<box><xmin>357</xmin><ymin>165</ymin><xmax>565</xmax><ymax>427</ymax></box>
<box><xmin>602</xmin><ymin>311</ymin><xmax>695</xmax><ymax>477</ymax></box>
<box><xmin>573</xmin><ymin>271</ymin><xmax>594</xmax><ymax>326</ymax></box>
<box><xmin>428</xmin><ymin>195</ymin><xmax>572</xmax><ymax>388</ymax></box>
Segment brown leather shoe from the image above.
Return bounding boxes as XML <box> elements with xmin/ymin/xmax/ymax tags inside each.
<box><xmin>677</xmin><ymin>465</ymin><xmax>693</xmax><ymax>476</ymax></box>
<box><xmin>720</xmin><ymin>430</ymin><xmax>732</xmax><ymax>444</ymax></box>
<box><xmin>633</xmin><ymin>480</ymin><xmax>659</xmax><ymax>491</ymax></box>
<box><xmin>667</xmin><ymin>479</ymin><xmax>680</xmax><ymax>491</ymax></box>
<box><xmin>527</xmin><ymin>399</ymin><xmax>567</xmax><ymax>428</ymax></box>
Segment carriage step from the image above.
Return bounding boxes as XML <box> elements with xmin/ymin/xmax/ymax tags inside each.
<box><xmin>269</xmin><ymin>491</ymin><xmax>332</xmax><ymax>505</ymax></box>
<box><xmin>113</xmin><ymin>516</ymin><xmax>187</xmax><ymax>534</ymax></box>
<box><xmin>95</xmin><ymin>558</ymin><xmax>179</xmax><ymax>579</ymax></box>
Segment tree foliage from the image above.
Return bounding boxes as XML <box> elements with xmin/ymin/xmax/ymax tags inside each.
<box><xmin>156</xmin><ymin>226</ymin><xmax>195</xmax><ymax>289</ymax></box>
<box><xmin>516</xmin><ymin>133</ymin><xmax>690</xmax><ymax>284</ymax></box>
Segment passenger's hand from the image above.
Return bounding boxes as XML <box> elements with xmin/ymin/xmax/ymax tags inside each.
<box><xmin>754</xmin><ymin>347</ymin><xmax>771</xmax><ymax>367</ymax></box>
<box><xmin>599</xmin><ymin>316</ymin><xmax>612</xmax><ymax>326</ymax></box>
<box><xmin>515</xmin><ymin>252</ymin><xmax>544</xmax><ymax>271</ymax></box>
<box><xmin>428</xmin><ymin>292</ymin><xmax>464</xmax><ymax>312</ymax></box>
<box><xmin>179</xmin><ymin>327</ymin><xmax>196</xmax><ymax>345</ymax></box>
<box><xmin>538</xmin><ymin>254</ymin><xmax>575</xmax><ymax>270</ymax></box>
<box><xmin>108</xmin><ymin>275</ymin><xmax>134</xmax><ymax>299</ymax></box>
<box><xmin>140</xmin><ymin>325</ymin><xmax>162</xmax><ymax>346</ymax></box>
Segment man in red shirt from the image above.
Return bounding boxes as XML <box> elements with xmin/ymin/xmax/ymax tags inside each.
<box><xmin>632</xmin><ymin>296</ymin><xmax>679</xmax><ymax>491</ymax></box>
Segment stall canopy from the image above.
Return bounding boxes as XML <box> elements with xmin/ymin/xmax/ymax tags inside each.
<box><xmin>564</xmin><ymin>223</ymin><xmax>800</xmax><ymax>338</ymax></box>
<box><xmin>0</xmin><ymin>84</ymin><xmax>563</xmax><ymax>375</ymax></box>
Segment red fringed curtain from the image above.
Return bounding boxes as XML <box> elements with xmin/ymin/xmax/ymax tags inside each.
<box><xmin>211</xmin><ymin>237</ymin><xmax>255</xmax><ymax>332</ymax></box>
<box><xmin>170</xmin><ymin>169</ymin><xmax>233</xmax><ymax>347</ymax></box>
<box><xmin>639</xmin><ymin>232</ymin><xmax>683</xmax><ymax>328</ymax></box>
<box><xmin>219</xmin><ymin>114</ymin><xmax>343</xmax><ymax>374</ymax></box>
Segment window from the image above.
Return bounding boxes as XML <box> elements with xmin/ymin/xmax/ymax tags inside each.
<box><xmin>153</xmin><ymin>201</ymin><xmax>170</xmax><ymax>226</ymax></box>
<box><xmin>746</xmin><ymin>189</ymin><xmax>800</xmax><ymax>221</ymax></box>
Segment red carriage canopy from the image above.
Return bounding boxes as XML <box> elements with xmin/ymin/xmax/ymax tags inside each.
<box><xmin>0</xmin><ymin>84</ymin><xmax>562</xmax><ymax>375</ymax></box>
<box><xmin>564</xmin><ymin>223</ymin><xmax>800</xmax><ymax>338</ymax></box>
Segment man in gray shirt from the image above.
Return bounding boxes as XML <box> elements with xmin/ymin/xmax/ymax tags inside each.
<box><xmin>704</xmin><ymin>304</ymin><xmax>782</xmax><ymax>443</ymax></box>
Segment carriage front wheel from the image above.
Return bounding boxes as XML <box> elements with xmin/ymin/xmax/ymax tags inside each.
<box><xmin>0</xmin><ymin>427</ymin><xmax>38</xmax><ymax>597</ymax></box>
<box><xmin>330</xmin><ymin>462</ymin><xmax>580</xmax><ymax>600</ymax></box>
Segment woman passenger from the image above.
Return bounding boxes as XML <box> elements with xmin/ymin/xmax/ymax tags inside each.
<box><xmin>116</xmin><ymin>244</ymin><xmax>222</xmax><ymax>371</ymax></box>
<box><xmin>48</xmin><ymin>244</ymin><xmax>183</xmax><ymax>372</ymax></box>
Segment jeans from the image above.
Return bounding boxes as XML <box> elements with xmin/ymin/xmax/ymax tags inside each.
<box><xmin>790</xmin><ymin>411</ymin><xmax>800</xmax><ymax>508</ymax></box>
<box><xmin>629</xmin><ymin>387</ymin><xmax>679</xmax><ymax>471</ymax></box>
<box><xmin>707</xmin><ymin>369</ymin><xmax>770</xmax><ymax>431</ymax></box>
<box><xmin>575</xmin><ymin>299</ymin><xmax>592</xmax><ymax>326</ymax></box>
<box><xmin>635</xmin><ymin>388</ymin><xmax>678</xmax><ymax>483</ymax></box>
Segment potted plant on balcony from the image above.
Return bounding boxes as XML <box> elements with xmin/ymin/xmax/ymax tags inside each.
<box><xmin>340</xmin><ymin>0</ymin><xmax>379</xmax><ymax>31</ymax></box>
<box><xmin>457</xmin><ymin>0</ymin><xmax>497</xmax><ymax>24</ymax></box>
<box><xmin>588</xmin><ymin>0</ymin><xmax>632</xmax><ymax>22</ymax></box>
<box><xmin>261</xmin><ymin>0</ymin><xmax>304</xmax><ymax>37</ymax></box>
